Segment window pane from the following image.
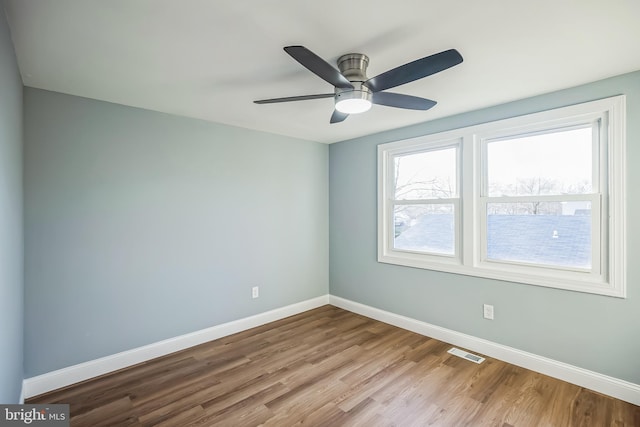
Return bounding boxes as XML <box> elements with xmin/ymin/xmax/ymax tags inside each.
<box><xmin>394</xmin><ymin>205</ymin><xmax>454</xmax><ymax>255</ymax></box>
<box><xmin>487</xmin><ymin>127</ymin><xmax>593</xmax><ymax>196</ymax></box>
<box><xmin>394</xmin><ymin>147</ymin><xmax>457</xmax><ymax>200</ymax></box>
<box><xmin>486</xmin><ymin>202</ymin><xmax>592</xmax><ymax>269</ymax></box>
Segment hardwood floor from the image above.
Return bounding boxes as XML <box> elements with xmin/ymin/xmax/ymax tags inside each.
<box><xmin>28</xmin><ymin>305</ymin><xmax>639</xmax><ymax>426</ymax></box>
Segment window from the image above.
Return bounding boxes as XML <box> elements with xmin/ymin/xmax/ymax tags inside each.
<box><xmin>482</xmin><ymin>126</ymin><xmax>596</xmax><ymax>271</ymax></box>
<box><xmin>392</xmin><ymin>145</ymin><xmax>459</xmax><ymax>257</ymax></box>
<box><xmin>378</xmin><ymin>96</ymin><xmax>626</xmax><ymax>297</ymax></box>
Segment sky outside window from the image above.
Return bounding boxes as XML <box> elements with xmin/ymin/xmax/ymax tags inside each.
<box><xmin>487</xmin><ymin>127</ymin><xmax>593</xmax><ymax>197</ymax></box>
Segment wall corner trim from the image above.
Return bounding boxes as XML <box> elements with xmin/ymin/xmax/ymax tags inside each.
<box><xmin>329</xmin><ymin>295</ymin><xmax>640</xmax><ymax>406</ymax></box>
<box><xmin>23</xmin><ymin>295</ymin><xmax>329</xmax><ymax>399</ymax></box>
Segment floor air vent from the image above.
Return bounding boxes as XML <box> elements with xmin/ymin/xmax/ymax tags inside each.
<box><xmin>447</xmin><ymin>347</ymin><xmax>485</xmax><ymax>364</ymax></box>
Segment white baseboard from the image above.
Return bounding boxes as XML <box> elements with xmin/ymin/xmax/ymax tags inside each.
<box><xmin>23</xmin><ymin>295</ymin><xmax>329</xmax><ymax>399</ymax></box>
<box><xmin>23</xmin><ymin>293</ymin><xmax>640</xmax><ymax>407</ymax></box>
<box><xmin>19</xmin><ymin>384</ymin><xmax>24</xmax><ymax>404</ymax></box>
<box><xmin>329</xmin><ymin>295</ymin><xmax>640</xmax><ymax>406</ymax></box>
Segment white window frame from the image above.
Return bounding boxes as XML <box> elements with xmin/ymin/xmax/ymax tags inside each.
<box><xmin>378</xmin><ymin>95</ymin><xmax>626</xmax><ymax>298</ymax></box>
<box><xmin>387</xmin><ymin>139</ymin><xmax>462</xmax><ymax>263</ymax></box>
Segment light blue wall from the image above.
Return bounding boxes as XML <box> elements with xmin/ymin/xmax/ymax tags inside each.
<box><xmin>0</xmin><ymin>8</ymin><xmax>24</xmax><ymax>403</ymax></box>
<box><xmin>329</xmin><ymin>71</ymin><xmax>640</xmax><ymax>384</ymax></box>
<box><xmin>23</xmin><ymin>88</ymin><xmax>329</xmax><ymax>377</ymax></box>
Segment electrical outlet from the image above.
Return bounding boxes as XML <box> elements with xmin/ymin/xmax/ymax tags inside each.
<box><xmin>483</xmin><ymin>304</ymin><xmax>494</xmax><ymax>320</ymax></box>
<box><xmin>252</xmin><ymin>286</ymin><xmax>259</xmax><ymax>299</ymax></box>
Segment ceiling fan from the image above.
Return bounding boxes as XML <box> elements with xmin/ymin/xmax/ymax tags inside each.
<box><xmin>254</xmin><ymin>46</ymin><xmax>463</xmax><ymax>123</ymax></box>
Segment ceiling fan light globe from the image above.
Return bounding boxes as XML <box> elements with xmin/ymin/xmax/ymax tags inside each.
<box><xmin>335</xmin><ymin>98</ymin><xmax>372</xmax><ymax>114</ymax></box>
<box><xmin>335</xmin><ymin>88</ymin><xmax>373</xmax><ymax>114</ymax></box>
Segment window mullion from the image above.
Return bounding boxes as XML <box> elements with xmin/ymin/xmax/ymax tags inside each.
<box><xmin>462</xmin><ymin>134</ymin><xmax>477</xmax><ymax>267</ymax></box>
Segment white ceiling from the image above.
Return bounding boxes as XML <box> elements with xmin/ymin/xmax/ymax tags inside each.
<box><xmin>4</xmin><ymin>0</ymin><xmax>640</xmax><ymax>144</ymax></box>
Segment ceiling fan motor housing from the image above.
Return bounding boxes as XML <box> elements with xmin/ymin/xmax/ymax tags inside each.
<box><xmin>335</xmin><ymin>53</ymin><xmax>372</xmax><ymax>113</ymax></box>
<box><xmin>337</xmin><ymin>53</ymin><xmax>369</xmax><ymax>81</ymax></box>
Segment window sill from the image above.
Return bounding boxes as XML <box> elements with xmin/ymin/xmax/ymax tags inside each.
<box><xmin>378</xmin><ymin>252</ymin><xmax>625</xmax><ymax>298</ymax></box>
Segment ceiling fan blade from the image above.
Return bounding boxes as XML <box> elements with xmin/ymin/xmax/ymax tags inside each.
<box><xmin>254</xmin><ymin>93</ymin><xmax>334</xmax><ymax>104</ymax></box>
<box><xmin>284</xmin><ymin>46</ymin><xmax>354</xmax><ymax>89</ymax></box>
<box><xmin>330</xmin><ymin>110</ymin><xmax>349</xmax><ymax>124</ymax></box>
<box><xmin>372</xmin><ymin>92</ymin><xmax>437</xmax><ymax>110</ymax></box>
<box><xmin>364</xmin><ymin>49</ymin><xmax>463</xmax><ymax>92</ymax></box>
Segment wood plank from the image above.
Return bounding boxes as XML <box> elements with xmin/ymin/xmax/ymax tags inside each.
<box><xmin>27</xmin><ymin>305</ymin><xmax>639</xmax><ymax>426</ymax></box>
